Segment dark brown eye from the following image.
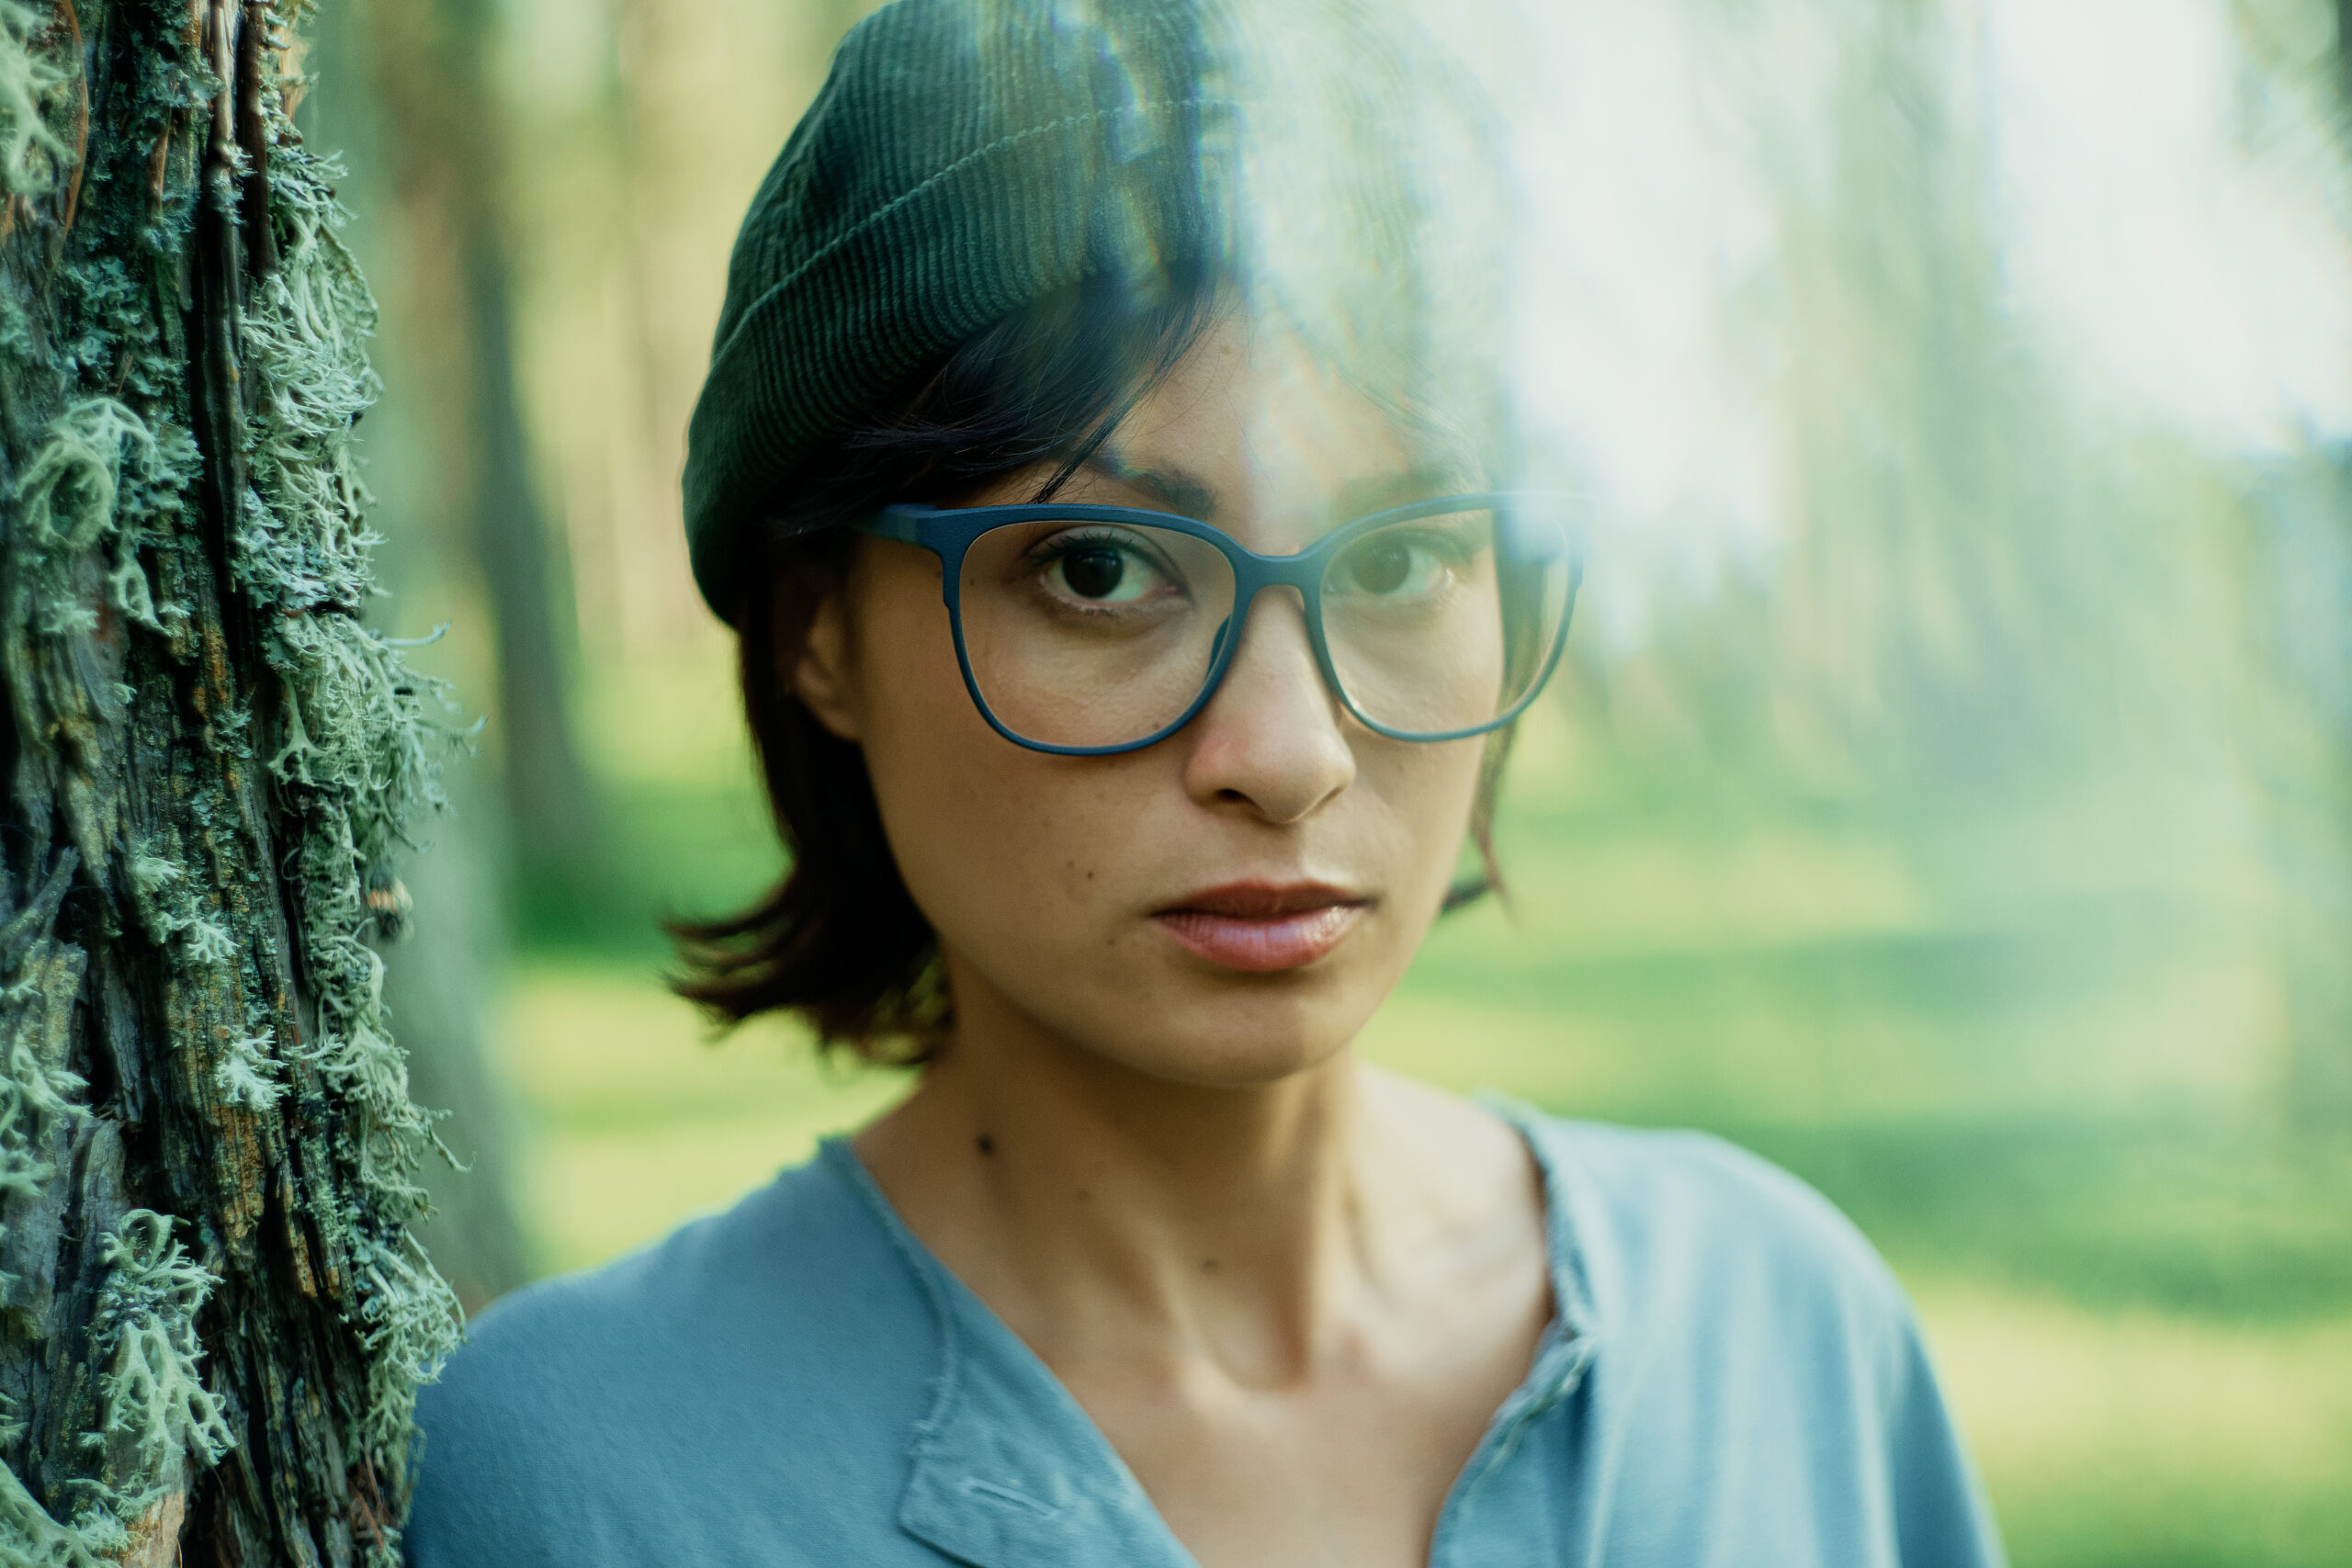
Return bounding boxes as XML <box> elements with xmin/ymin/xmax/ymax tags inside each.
<box><xmin>1345</xmin><ymin>541</ymin><xmax>1414</xmax><ymax>595</ymax></box>
<box><xmin>1060</xmin><ymin>547</ymin><xmax>1127</xmax><ymax>599</ymax></box>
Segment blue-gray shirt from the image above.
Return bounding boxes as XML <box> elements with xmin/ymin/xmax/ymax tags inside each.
<box><xmin>404</xmin><ymin>1107</ymin><xmax>2005</xmax><ymax>1567</ymax></box>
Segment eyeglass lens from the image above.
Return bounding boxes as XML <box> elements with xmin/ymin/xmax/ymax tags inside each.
<box><xmin>955</xmin><ymin>505</ymin><xmax>1570</xmax><ymax>750</ymax></box>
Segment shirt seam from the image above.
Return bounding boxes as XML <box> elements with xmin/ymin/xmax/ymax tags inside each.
<box><xmin>816</xmin><ymin>1137</ymin><xmax>967</xmax><ymax>1460</ymax></box>
<box><xmin>1475</xmin><ymin>1090</ymin><xmax>1605</xmax><ymax>1338</ymax></box>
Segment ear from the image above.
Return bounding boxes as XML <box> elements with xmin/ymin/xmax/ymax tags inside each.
<box><xmin>784</xmin><ymin>572</ymin><xmax>864</xmax><ymax>742</ymax></box>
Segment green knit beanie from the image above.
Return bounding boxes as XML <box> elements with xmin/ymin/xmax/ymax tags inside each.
<box><xmin>682</xmin><ymin>0</ymin><xmax>1229</xmax><ymax>624</ymax></box>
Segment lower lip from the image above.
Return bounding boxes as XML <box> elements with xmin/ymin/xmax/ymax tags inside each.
<box><xmin>1151</xmin><ymin>905</ymin><xmax>1365</xmax><ymax>972</ymax></box>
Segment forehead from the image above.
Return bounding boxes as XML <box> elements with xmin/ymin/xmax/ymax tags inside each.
<box><xmin>1103</xmin><ymin>315</ymin><xmax>1483</xmax><ymax>525</ymax></box>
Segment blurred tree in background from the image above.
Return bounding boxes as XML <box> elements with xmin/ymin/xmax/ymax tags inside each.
<box><xmin>353</xmin><ymin>0</ymin><xmax>598</xmax><ymax>933</ymax></box>
<box><xmin>296</xmin><ymin>0</ymin><xmax>538</xmax><ymax>1310</ymax></box>
<box><xmin>2281</xmin><ymin>0</ymin><xmax>2352</xmax><ymax>1123</ymax></box>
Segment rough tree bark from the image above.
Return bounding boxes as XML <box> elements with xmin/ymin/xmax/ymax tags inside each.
<box><xmin>0</xmin><ymin>2</ymin><xmax>458</xmax><ymax>1563</ymax></box>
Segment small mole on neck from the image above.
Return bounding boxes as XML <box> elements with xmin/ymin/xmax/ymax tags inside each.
<box><xmin>975</xmin><ymin>1134</ymin><xmax>995</xmax><ymax>1156</ymax></box>
<box><xmin>1201</xmin><ymin>1258</ymin><xmax>1218</xmax><ymax>1273</ymax></box>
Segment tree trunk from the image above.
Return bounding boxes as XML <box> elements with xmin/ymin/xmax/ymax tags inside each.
<box><xmin>2338</xmin><ymin>0</ymin><xmax>2352</xmax><ymax>106</ymax></box>
<box><xmin>2280</xmin><ymin>1</ymin><xmax>2352</xmax><ymax>1128</ymax></box>
<box><xmin>0</xmin><ymin>2</ymin><xmax>458</xmax><ymax>1562</ymax></box>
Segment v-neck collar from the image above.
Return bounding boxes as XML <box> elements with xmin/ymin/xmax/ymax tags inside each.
<box><xmin>818</xmin><ymin>1096</ymin><xmax>1600</xmax><ymax>1568</ymax></box>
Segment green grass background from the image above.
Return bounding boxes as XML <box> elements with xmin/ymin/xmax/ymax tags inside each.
<box><xmin>491</xmin><ymin>649</ymin><xmax>2352</xmax><ymax>1568</ymax></box>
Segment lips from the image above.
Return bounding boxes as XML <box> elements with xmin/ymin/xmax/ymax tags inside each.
<box><xmin>1150</xmin><ymin>881</ymin><xmax>1368</xmax><ymax>972</ymax></box>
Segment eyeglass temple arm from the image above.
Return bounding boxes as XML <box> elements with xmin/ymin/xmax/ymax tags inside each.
<box><xmin>860</xmin><ymin>505</ymin><xmax>935</xmax><ymax>547</ymax></box>
<box><xmin>1498</xmin><ymin>505</ymin><xmax>1577</xmax><ymax>565</ymax></box>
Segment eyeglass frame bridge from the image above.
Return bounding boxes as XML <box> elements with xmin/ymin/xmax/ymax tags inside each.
<box><xmin>855</xmin><ymin>490</ymin><xmax>1584</xmax><ymax>758</ymax></box>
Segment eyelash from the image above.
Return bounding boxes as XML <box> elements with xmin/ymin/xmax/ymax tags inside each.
<box><xmin>1015</xmin><ymin>517</ymin><xmax>1480</xmax><ymax>588</ymax></box>
<box><xmin>1029</xmin><ymin>528</ymin><xmax>1171</xmax><ymax>575</ymax></box>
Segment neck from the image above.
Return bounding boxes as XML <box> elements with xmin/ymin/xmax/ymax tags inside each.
<box><xmin>854</xmin><ymin>960</ymin><xmax>1463</xmax><ymax>1387</ymax></box>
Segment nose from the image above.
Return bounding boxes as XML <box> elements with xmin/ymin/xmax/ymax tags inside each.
<box><xmin>1179</xmin><ymin>588</ymin><xmax>1356</xmax><ymax>824</ymax></box>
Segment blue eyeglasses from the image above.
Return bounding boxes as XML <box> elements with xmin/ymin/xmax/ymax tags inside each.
<box><xmin>857</xmin><ymin>491</ymin><xmax>1581</xmax><ymax>757</ymax></box>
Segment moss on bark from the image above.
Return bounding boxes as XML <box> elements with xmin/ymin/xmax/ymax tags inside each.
<box><xmin>0</xmin><ymin>2</ymin><xmax>462</xmax><ymax>1562</ymax></box>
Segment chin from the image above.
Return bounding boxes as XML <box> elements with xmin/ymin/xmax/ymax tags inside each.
<box><xmin>947</xmin><ymin>928</ymin><xmax>1400</xmax><ymax>1087</ymax></box>
<box><xmin>1079</xmin><ymin>985</ymin><xmax>1371</xmax><ymax>1088</ymax></box>
<box><xmin>1102</xmin><ymin>1039</ymin><xmax>1340</xmax><ymax>1089</ymax></box>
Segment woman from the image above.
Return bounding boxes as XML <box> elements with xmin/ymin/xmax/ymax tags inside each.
<box><xmin>404</xmin><ymin>2</ymin><xmax>2004</xmax><ymax>1564</ymax></box>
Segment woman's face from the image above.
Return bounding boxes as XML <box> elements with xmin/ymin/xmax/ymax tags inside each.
<box><xmin>790</xmin><ymin>317</ymin><xmax>1488</xmax><ymax>1086</ymax></box>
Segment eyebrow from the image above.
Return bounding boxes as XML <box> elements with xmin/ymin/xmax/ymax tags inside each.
<box><xmin>1076</xmin><ymin>455</ymin><xmax>1479</xmax><ymax>527</ymax></box>
<box><xmin>1080</xmin><ymin>451</ymin><xmax>1220</xmax><ymax>519</ymax></box>
<box><xmin>1329</xmin><ymin>467</ymin><xmax>1480</xmax><ymax>520</ymax></box>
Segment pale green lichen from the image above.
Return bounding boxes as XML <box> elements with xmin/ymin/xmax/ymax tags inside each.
<box><xmin>0</xmin><ymin>862</ymin><xmax>90</xmax><ymax>1214</ymax></box>
<box><xmin>0</xmin><ymin>868</ymin><xmax>104</xmax><ymax>1566</ymax></box>
<box><xmin>0</xmin><ymin>1029</ymin><xmax>82</xmax><ymax>1220</ymax></box>
<box><xmin>211</xmin><ymin>1033</ymin><xmax>283</xmax><ymax>1111</ymax></box>
<box><xmin>64</xmin><ymin>1212</ymin><xmax>234</xmax><ymax>1546</ymax></box>
<box><xmin>0</xmin><ymin>0</ymin><xmax>66</xmax><ymax>202</ymax></box>
<box><xmin>0</xmin><ymin>3</ymin><xmax>460</xmax><ymax>1557</ymax></box>
<box><xmin>0</xmin><ymin>1037</ymin><xmax>81</xmax><ymax>1205</ymax></box>
<box><xmin>10</xmin><ymin>399</ymin><xmax>194</xmax><ymax>642</ymax></box>
<box><xmin>177</xmin><ymin>919</ymin><xmax>232</xmax><ymax>965</ymax></box>
<box><xmin>237</xmin><ymin>155</ymin><xmax>384</xmax><ymax>618</ymax></box>
<box><xmin>237</xmin><ymin>77</ymin><xmax>463</xmax><ymax>1503</ymax></box>
<box><xmin>0</xmin><ymin>1466</ymin><xmax>98</xmax><ymax>1568</ymax></box>
<box><xmin>122</xmin><ymin>851</ymin><xmax>188</xmax><ymax>945</ymax></box>
<box><xmin>0</xmin><ymin>6</ymin><xmax>248</xmax><ymax>1563</ymax></box>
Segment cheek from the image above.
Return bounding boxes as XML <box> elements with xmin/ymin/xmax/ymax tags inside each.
<box><xmin>1356</xmin><ymin>736</ymin><xmax>1487</xmax><ymax>908</ymax></box>
<box><xmin>852</xmin><ymin>595</ymin><xmax>1148</xmax><ymax>955</ymax></box>
<box><xmin>842</xmin><ymin>567</ymin><xmax>1492</xmax><ymax>1073</ymax></box>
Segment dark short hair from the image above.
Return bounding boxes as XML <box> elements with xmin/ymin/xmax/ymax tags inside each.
<box><xmin>680</xmin><ymin>0</ymin><xmax>1510</xmax><ymax>621</ymax></box>
<box><xmin>669</xmin><ymin>265</ymin><xmax>1511</xmax><ymax>1063</ymax></box>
